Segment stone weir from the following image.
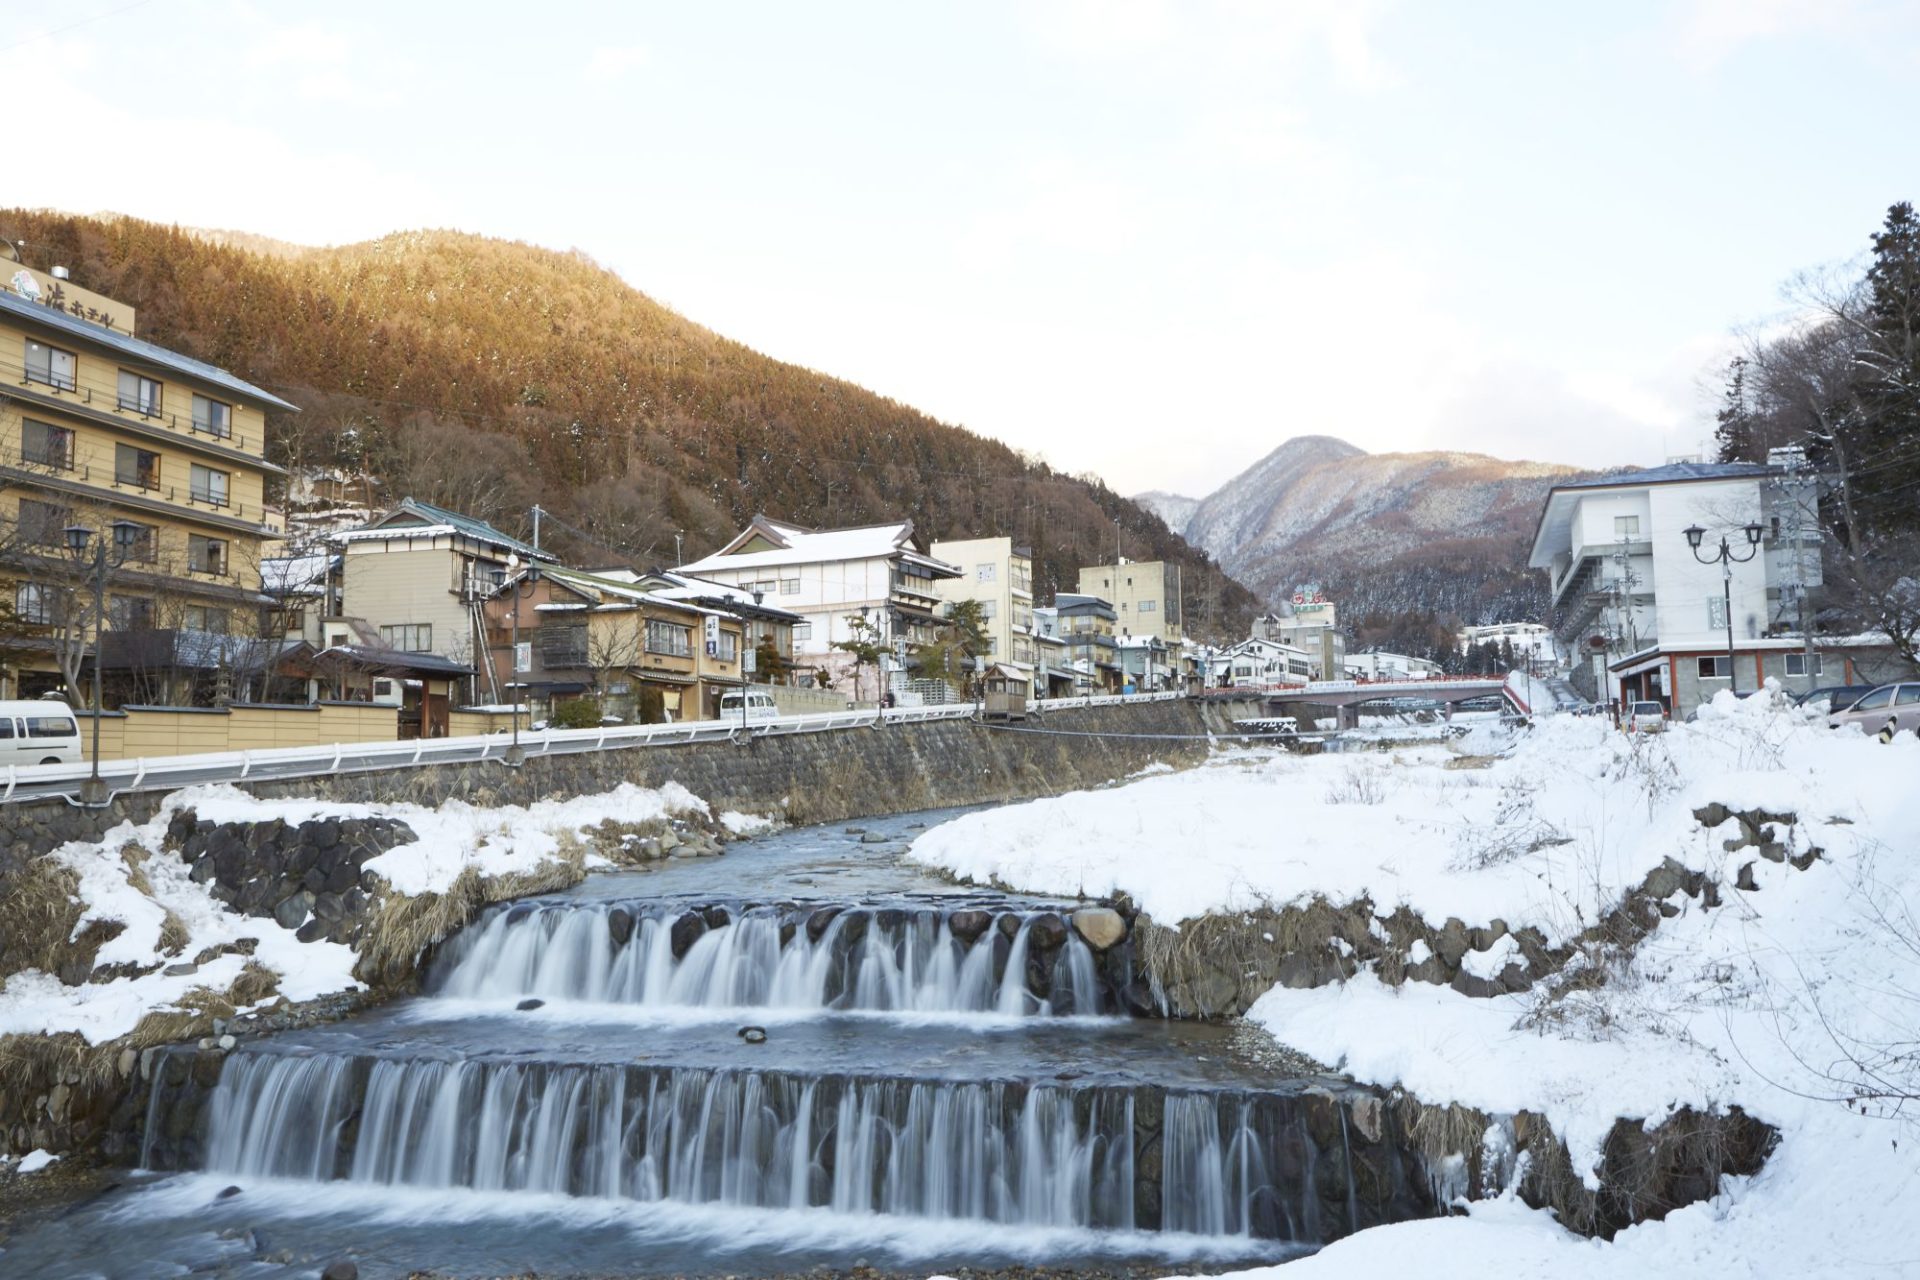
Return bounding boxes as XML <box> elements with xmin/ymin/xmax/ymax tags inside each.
<box><xmin>128</xmin><ymin>887</ymin><xmax>1445</xmax><ymax>1266</ymax></box>
<box><xmin>426</xmin><ymin>897</ymin><xmax>1148</xmax><ymax>1016</ymax></box>
<box><xmin>142</xmin><ymin>1045</ymin><xmax>1433</xmax><ymax>1247</ymax></box>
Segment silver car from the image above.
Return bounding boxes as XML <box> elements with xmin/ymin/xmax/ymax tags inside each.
<box><xmin>1828</xmin><ymin>683</ymin><xmax>1920</xmax><ymax>737</ymax></box>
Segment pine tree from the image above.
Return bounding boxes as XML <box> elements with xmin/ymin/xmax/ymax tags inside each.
<box><xmin>1852</xmin><ymin>202</ymin><xmax>1920</xmax><ymax>535</ymax></box>
<box><xmin>1714</xmin><ymin>358</ymin><xmax>1758</xmax><ymax>463</ymax></box>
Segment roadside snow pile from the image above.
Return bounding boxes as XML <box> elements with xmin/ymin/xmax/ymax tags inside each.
<box><xmin>914</xmin><ymin>687</ymin><xmax>1920</xmax><ymax>1272</ymax></box>
<box><xmin>0</xmin><ymin>780</ymin><xmax>742</xmax><ymax>1046</ymax></box>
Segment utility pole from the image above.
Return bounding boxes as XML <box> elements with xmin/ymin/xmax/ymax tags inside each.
<box><xmin>531</xmin><ymin>505</ymin><xmax>543</xmax><ymax>554</ymax></box>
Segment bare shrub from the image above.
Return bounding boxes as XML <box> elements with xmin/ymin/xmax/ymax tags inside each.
<box><xmin>1323</xmin><ymin>762</ymin><xmax>1388</xmax><ymax>805</ymax></box>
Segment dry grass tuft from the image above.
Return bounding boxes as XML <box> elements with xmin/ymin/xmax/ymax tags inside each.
<box><xmin>353</xmin><ymin>840</ymin><xmax>588</xmax><ymax>987</ymax></box>
<box><xmin>157</xmin><ymin>911</ymin><xmax>190</xmax><ymax>958</ymax></box>
<box><xmin>117</xmin><ymin>842</ymin><xmax>154</xmax><ymax>897</ymax></box>
<box><xmin>0</xmin><ymin>857</ymin><xmax>84</xmax><ymax>981</ymax></box>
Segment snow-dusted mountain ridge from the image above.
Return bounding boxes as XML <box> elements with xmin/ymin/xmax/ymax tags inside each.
<box><xmin>1137</xmin><ymin>436</ymin><xmax>1591</xmax><ymax>623</ymax></box>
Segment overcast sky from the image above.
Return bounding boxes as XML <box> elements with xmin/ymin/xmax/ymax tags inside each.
<box><xmin>9</xmin><ymin>0</ymin><xmax>1918</xmax><ymax>497</ymax></box>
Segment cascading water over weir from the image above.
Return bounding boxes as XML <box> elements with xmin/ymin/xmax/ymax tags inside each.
<box><xmin>124</xmin><ymin>818</ymin><xmax>1441</xmax><ymax>1275</ymax></box>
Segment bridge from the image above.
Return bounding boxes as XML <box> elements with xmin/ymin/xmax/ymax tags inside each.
<box><xmin>1216</xmin><ymin>675</ymin><xmax>1525</xmax><ymax>729</ymax></box>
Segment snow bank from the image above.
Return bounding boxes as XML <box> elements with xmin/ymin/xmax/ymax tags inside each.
<box><xmin>0</xmin><ymin>780</ymin><xmax>721</xmax><ymax>1046</ymax></box>
<box><xmin>912</xmin><ymin>688</ymin><xmax>1920</xmax><ymax>1273</ymax></box>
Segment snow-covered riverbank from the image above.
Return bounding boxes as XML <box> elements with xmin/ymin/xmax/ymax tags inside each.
<box><xmin>910</xmin><ymin>690</ymin><xmax>1920</xmax><ymax>1274</ymax></box>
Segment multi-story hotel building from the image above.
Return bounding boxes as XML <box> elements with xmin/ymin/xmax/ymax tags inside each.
<box><xmin>1</xmin><ymin>267</ymin><xmax>293</xmax><ymax>699</ymax></box>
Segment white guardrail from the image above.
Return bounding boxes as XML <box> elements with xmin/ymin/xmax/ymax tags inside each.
<box><xmin>1</xmin><ymin>691</ymin><xmax>1187</xmax><ymax>805</ymax></box>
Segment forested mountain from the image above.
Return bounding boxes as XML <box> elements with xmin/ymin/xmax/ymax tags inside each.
<box><xmin>1139</xmin><ymin>436</ymin><xmax>1591</xmax><ymax>656</ymax></box>
<box><xmin>0</xmin><ymin>210</ymin><xmax>1255</xmax><ymax>635</ymax></box>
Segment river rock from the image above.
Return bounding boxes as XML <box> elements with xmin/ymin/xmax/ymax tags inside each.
<box><xmin>516</xmin><ymin>998</ymin><xmax>545</xmax><ymax>1011</ymax></box>
<box><xmin>805</xmin><ymin>906</ymin><xmax>842</xmax><ymax>941</ymax></box>
<box><xmin>1070</xmin><ymin>908</ymin><xmax>1126</xmax><ymax>951</ymax></box>
<box><xmin>947</xmin><ymin>910</ymin><xmax>992</xmax><ymax>944</ymax></box>
<box><xmin>704</xmin><ymin>905</ymin><xmax>733</xmax><ymax>929</ymax></box>
<box><xmin>859</xmin><ymin>832</ymin><xmax>890</xmax><ymax>844</ymax></box>
<box><xmin>321</xmin><ymin>1262</ymin><xmax>359</xmax><ymax>1280</ymax></box>
<box><xmin>272</xmin><ymin>891</ymin><xmax>314</xmax><ymax>929</ymax></box>
<box><xmin>607</xmin><ymin>907</ymin><xmax>634</xmax><ymax>946</ymax></box>
<box><xmin>1027</xmin><ymin>912</ymin><xmax>1069</xmax><ymax>950</ymax></box>
<box><xmin>162</xmin><ymin>962</ymin><xmax>199</xmax><ymax>977</ymax></box>
<box><xmin>997</xmin><ymin>913</ymin><xmax>1024</xmax><ymax>939</ymax></box>
<box><xmin>670</xmin><ymin>912</ymin><xmax>708</xmax><ymax>956</ymax></box>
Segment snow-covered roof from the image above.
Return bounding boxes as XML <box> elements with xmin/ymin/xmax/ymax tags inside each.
<box><xmin>339</xmin><ymin>498</ymin><xmax>553</xmax><ymax>561</ymax></box>
<box><xmin>260</xmin><ymin>553</ymin><xmax>336</xmax><ymax>595</ymax></box>
<box><xmin>681</xmin><ymin>515</ymin><xmax>960</xmax><ymax>578</ymax></box>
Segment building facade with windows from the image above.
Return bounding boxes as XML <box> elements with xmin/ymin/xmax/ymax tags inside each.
<box><xmin>1528</xmin><ymin>459</ymin><xmax>1827</xmax><ymax>715</ymax></box>
<box><xmin>1</xmin><ymin>272</ymin><xmax>294</xmax><ymax>700</ymax></box>
<box><xmin>1076</xmin><ymin>559</ymin><xmax>1183</xmax><ymax>644</ymax></box>
<box><xmin>679</xmin><ymin>516</ymin><xmax>962</xmax><ymax>701</ymax></box>
<box><xmin>1034</xmin><ymin>594</ymin><xmax>1121</xmax><ymax>694</ymax></box>
<box><xmin>930</xmin><ymin>536</ymin><xmax>1036</xmax><ymax>693</ymax></box>
<box><xmin>329</xmin><ymin>498</ymin><xmax>556</xmax><ymax>696</ymax></box>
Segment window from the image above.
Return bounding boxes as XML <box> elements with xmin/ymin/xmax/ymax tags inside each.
<box><xmin>187</xmin><ymin>535</ymin><xmax>227</xmax><ymax>576</ymax></box>
<box><xmin>747</xmin><ymin>579</ymin><xmax>777</xmax><ymax>596</ymax></box>
<box><xmin>780</xmin><ymin>578</ymin><xmax>801</xmax><ymax>595</ymax></box>
<box><xmin>115</xmin><ymin>444</ymin><xmax>161</xmax><ymax>490</ymax></box>
<box><xmin>1707</xmin><ymin>596</ymin><xmax>1728</xmax><ymax>630</ymax></box>
<box><xmin>1784</xmin><ymin>653</ymin><xmax>1823</xmax><ymax>677</ymax></box>
<box><xmin>192</xmin><ymin>395</ymin><xmax>232</xmax><ymax>438</ymax></box>
<box><xmin>791</xmin><ymin>621</ymin><xmax>812</xmax><ymax>641</ymax></box>
<box><xmin>20</xmin><ymin>419</ymin><xmax>73</xmax><ymax>469</ymax></box>
<box><xmin>23</xmin><ymin>715</ymin><xmax>75</xmax><ymax>739</ymax></box>
<box><xmin>976</xmin><ymin>563</ymin><xmax>996</xmax><ymax>583</ymax></box>
<box><xmin>646</xmin><ymin>619</ymin><xmax>691</xmax><ymax>656</ymax></box>
<box><xmin>1853</xmin><ymin>687</ymin><xmax>1894</xmax><ymax>711</ymax></box>
<box><xmin>716</xmin><ymin>630</ymin><xmax>739</xmax><ymax>662</ymax></box>
<box><xmin>17</xmin><ymin>499</ymin><xmax>71</xmax><ymax>546</ymax></box>
<box><xmin>24</xmin><ymin>340</ymin><xmax>76</xmax><ymax>391</ymax></box>
<box><xmin>379</xmin><ymin>623</ymin><xmax>432</xmax><ymax>652</ymax></box>
<box><xmin>118</xmin><ymin>370</ymin><xmax>163</xmax><ymax>416</ymax></box>
<box><xmin>183</xmin><ymin>605</ymin><xmax>229</xmax><ymax>634</ymax></box>
<box><xmin>538</xmin><ymin>624</ymin><xmax>588</xmax><ymax>667</ymax></box>
<box><xmin>108</xmin><ymin>595</ymin><xmax>153</xmax><ymax>631</ymax></box>
<box><xmin>1138</xmin><ymin>599</ymin><xmax>1156</xmax><ymax>613</ymax></box>
<box><xmin>1614</xmin><ymin>515</ymin><xmax>1641</xmax><ymax>538</ymax></box>
<box><xmin>121</xmin><ymin>522</ymin><xmax>157</xmax><ymax>563</ymax></box>
<box><xmin>978</xmin><ymin>599</ymin><xmax>997</xmax><ymax>620</ymax></box>
<box><xmin>15</xmin><ymin>583</ymin><xmax>57</xmax><ymax>624</ymax></box>
<box><xmin>190</xmin><ymin>464</ymin><xmax>230</xmax><ymax>507</ymax></box>
<box><xmin>1898</xmin><ymin>686</ymin><xmax>1920</xmax><ymax>707</ymax></box>
<box><xmin>1698</xmin><ymin>655</ymin><xmax>1730</xmax><ymax>679</ymax></box>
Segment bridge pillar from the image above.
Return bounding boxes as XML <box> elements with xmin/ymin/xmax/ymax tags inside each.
<box><xmin>1443</xmin><ymin>699</ymin><xmax>1454</xmax><ymax>722</ymax></box>
<box><xmin>1338</xmin><ymin>704</ymin><xmax>1359</xmax><ymax>731</ymax></box>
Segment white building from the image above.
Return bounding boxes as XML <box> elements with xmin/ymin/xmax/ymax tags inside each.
<box><xmin>1346</xmin><ymin>650</ymin><xmax>1444</xmax><ymax>682</ymax></box>
<box><xmin>1457</xmin><ymin>621</ymin><xmax>1555</xmax><ymax>662</ymax></box>
<box><xmin>678</xmin><ymin>516</ymin><xmax>962</xmax><ymax>699</ymax></box>
<box><xmin>930</xmin><ymin>536</ymin><xmax>1036</xmax><ymax>692</ymax></box>
<box><xmin>1211</xmin><ymin>637</ymin><xmax>1315</xmax><ymax>689</ymax></box>
<box><xmin>1527</xmin><ymin>458</ymin><xmax>1823</xmax><ymax>714</ymax></box>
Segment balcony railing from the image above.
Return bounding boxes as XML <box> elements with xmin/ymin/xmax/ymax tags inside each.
<box><xmin>4</xmin><ymin>349</ymin><xmax>264</xmax><ymax>455</ymax></box>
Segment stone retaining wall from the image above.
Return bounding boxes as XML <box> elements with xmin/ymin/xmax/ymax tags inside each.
<box><xmin>2</xmin><ymin>700</ymin><xmax>1257</xmax><ymax>869</ymax></box>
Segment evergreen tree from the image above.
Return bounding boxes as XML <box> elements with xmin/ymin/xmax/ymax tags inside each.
<box><xmin>1852</xmin><ymin>202</ymin><xmax>1920</xmax><ymax>536</ymax></box>
<box><xmin>1714</xmin><ymin>358</ymin><xmax>1758</xmax><ymax>462</ymax></box>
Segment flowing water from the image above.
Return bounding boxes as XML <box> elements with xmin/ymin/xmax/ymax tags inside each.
<box><xmin>3</xmin><ymin>808</ymin><xmax>1434</xmax><ymax>1278</ymax></box>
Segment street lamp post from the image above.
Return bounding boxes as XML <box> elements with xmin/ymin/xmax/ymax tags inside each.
<box><xmin>503</xmin><ymin>553</ymin><xmax>539</xmax><ymax>767</ymax></box>
<box><xmin>65</xmin><ymin>520</ymin><xmax>142</xmax><ymax>807</ymax></box>
<box><xmin>740</xmin><ymin>589</ymin><xmax>764</xmax><ymax>735</ymax></box>
<box><xmin>1682</xmin><ymin>521</ymin><xmax>1765</xmax><ymax>695</ymax></box>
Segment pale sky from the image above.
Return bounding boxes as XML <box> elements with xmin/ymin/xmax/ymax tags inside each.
<box><xmin>7</xmin><ymin>0</ymin><xmax>1918</xmax><ymax>498</ymax></box>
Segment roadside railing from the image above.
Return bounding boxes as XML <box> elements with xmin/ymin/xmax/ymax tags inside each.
<box><xmin>1</xmin><ymin>690</ymin><xmax>1189</xmax><ymax>805</ymax></box>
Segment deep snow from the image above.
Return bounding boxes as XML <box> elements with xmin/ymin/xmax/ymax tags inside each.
<box><xmin>910</xmin><ymin>688</ymin><xmax>1920</xmax><ymax>1275</ymax></box>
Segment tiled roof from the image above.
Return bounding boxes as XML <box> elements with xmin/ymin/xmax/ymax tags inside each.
<box><xmin>0</xmin><ymin>288</ymin><xmax>298</xmax><ymax>412</ymax></box>
<box><xmin>345</xmin><ymin>498</ymin><xmax>553</xmax><ymax>560</ymax></box>
<box><xmin>1553</xmin><ymin>460</ymin><xmax>1778</xmax><ymax>490</ymax></box>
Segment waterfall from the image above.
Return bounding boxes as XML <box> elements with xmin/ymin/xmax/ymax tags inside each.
<box><xmin>199</xmin><ymin>1052</ymin><xmax>1169</xmax><ymax>1230</ymax></box>
<box><xmin>432</xmin><ymin>902</ymin><xmax>1107</xmax><ymax>1016</ymax></box>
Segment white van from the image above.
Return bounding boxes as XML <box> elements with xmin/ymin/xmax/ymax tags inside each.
<box><xmin>0</xmin><ymin>700</ymin><xmax>84</xmax><ymax>766</ymax></box>
<box><xmin>718</xmin><ymin>690</ymin><xmax>779</xmax><ymax>724</ymax></box>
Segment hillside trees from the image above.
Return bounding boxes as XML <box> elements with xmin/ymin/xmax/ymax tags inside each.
<box><xmin>0</xmin><ymin>210</ymin><xmax>1253</xmax><ymax>636</ymax></box>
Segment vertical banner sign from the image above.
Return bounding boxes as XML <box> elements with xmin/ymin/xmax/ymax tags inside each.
<box><xmin>704</xmin><ymin>615</ymin><xmax>720</xmax><ymax>657</ymax></box>
<box><xmin>743</xmin><ymin>644</ymin><xmax>757</xmax><ymax>675</ymax></box>
<box><xmin>513</xmin><ymin>642</ymin><xmax>531</xmax><ymax>674</ymax></box>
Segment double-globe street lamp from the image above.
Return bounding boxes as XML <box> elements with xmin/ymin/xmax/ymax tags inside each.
<box><xmin>64</xmin><ymin>519</ymin><xmax>143</xmax><ymax>807</ymax></box>
<box><xmin>1682</xmin><ymin>521</ymin><xmax>1765</xmax><ymax>695</ymax></box>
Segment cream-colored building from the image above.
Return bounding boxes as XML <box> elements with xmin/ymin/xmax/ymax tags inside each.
<box><xmin>1</xmin><ymin>267</ymin><xmax>294</xmax><ymax>701</ymax></box>
<box><xmin>329</xmin><ymin>498</ymin><xmax>555</xmax><ymax>695</ymax></box>
<box><xmin>1076</xmin><ymin>559</ymin><xmax>1183</xmax><ymax>645</ymax></box>
<box><xmin>930</xmin><ymin>536</ymin><xmax>1036</xmax><ymax>687</ymax></box>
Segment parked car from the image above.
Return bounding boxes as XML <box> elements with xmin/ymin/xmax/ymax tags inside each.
<box><xmin>1795</xmin><ymin>684</ymin><xmax>1879</xmax><ymax>713</ymax></box>
<box><xmin>719</xmin><ymin>690</ymin><xmax>779</xmax><ymax>724</ymax></box>
<box><xmin>1827</xmin><ymin>683</ymin><xmax>1920</xmax><ymax>737</ymax></box>
<box><xmin>0</xmin><ymin>699</ymin><xmax>84</xmax><ymax>766</ymax></box>
<box><xmin>1626</xmin><ymin>700</ymin><xmax>1668</xmax><ymax>733</ymax></box>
